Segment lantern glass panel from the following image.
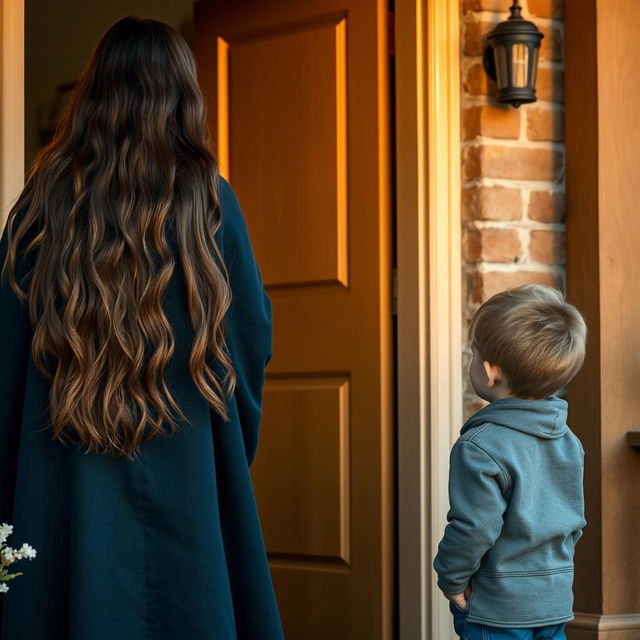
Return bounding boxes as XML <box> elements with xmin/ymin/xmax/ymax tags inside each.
<box><xmin>512</xmin><ymin>43</ymin><xmax>529</xmax><ymax>88</ymax></box>
<box><xmin>495</xmin><ymin>45</ymin><xmax>508</xmax><ymax>89</ymax></box>
<box><xmin>531</xmin><ymin>46</ymin><xmax>539</xmax><ymax>89</ymax></box>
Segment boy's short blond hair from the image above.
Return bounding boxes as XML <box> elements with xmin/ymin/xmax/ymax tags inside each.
<box><xmin>469</xmin><ymin>284</ymin><xmax>587</xmax><ymax>399</ymax></box>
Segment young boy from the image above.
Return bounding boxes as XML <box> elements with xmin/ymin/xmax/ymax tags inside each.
<box><xmin>433</xmin><ymin>284</ymin><xmax>588</xmax><ymax>640</ymax></box>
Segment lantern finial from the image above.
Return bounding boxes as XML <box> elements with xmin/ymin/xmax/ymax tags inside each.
<box><xmin>509</xmin><ymin>1</ymin><xmax>523</xmax><ymax>20</ymax></box>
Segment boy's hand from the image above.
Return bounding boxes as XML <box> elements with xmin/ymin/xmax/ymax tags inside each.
<box><xmin>445</xmin><ymin>585</ymin><xmax>472</xmax><ymax>610</ymax></box>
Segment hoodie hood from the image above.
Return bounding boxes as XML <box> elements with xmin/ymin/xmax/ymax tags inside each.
<box><xmin>460</xmin><ymin>395</ymin><xmax>569</xmax><ymax>439</ymax></box>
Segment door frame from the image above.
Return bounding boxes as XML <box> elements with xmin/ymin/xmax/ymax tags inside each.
<box><xmin>0</xmin><ymin>0</ymin><xmax>24</xmax><ymax>225</ymax></box>
<box><xmin>0</xmin><ymin>0</ymin><xmax>461</xmax><ymax>637</ymax></box>
<box><xmin>395</xmin><ymin>1</ymin><xmax>462</xmax><ymax>638</ymax></box>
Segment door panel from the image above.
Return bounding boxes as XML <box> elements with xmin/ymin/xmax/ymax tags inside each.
<box><xmin>193</xmin><ymin>2</ymin><xmax>393</xmax><ymax>638</ymax></box>
<box><xmin>226</xmin><ymin>16</ymin><xmax>347</xmax><ymax>289</ymax></box>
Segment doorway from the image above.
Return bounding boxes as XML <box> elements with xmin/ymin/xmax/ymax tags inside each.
<box><xmin>1</xmin><ymin>0</ymin><xmax>462</xmax><ymax>637</ymax></box>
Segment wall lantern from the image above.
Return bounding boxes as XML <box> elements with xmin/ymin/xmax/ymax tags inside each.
<box><xmin>483</xmin><ymin>0</ymin><xmax>544</xmax><ymax>108</ymax></box>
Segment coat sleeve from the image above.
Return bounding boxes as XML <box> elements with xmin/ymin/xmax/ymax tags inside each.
<box><xmin>0</xmin><ymin>214</ymin><xmax>33</xmax><ymax>526</ymax></box>
<box><xmin>216</xmin><ymin>176</ymin><xmax>272</xmax><ymax>468</ymax></box>
<box><xmin>432</xmin><ymin>440</ymin><xmax>509</xmax><ymax>595</ymax></box>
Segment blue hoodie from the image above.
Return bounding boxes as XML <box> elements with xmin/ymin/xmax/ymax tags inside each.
<box><xmin>433</xmin><ymin>396</ymin><xmax>586</xmax><ymax>628</ymax></box>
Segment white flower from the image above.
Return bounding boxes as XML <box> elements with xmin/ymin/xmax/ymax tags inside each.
<box><xmin>0</xmin><ymin>523</ymin><xmax>13</xmax><ymax>545</ymax></box>
<box><xmin>19</xmin><ymin>543</ymin><xmax>36</xmax><ymax>560</ymax></box>
<box><xmin>1</xmin><ymin>547</ymin><xmax>16</xmax><ymax>565</ymax></box>
<box><xmin>1</xmin><ymin>541</ymin><xmax>38</xmax><ymax>564</ymax></box>
<box><xmin>0</xmin><ymin>524</ymin><xmax>37</xmax><ymax>596</ymax></box>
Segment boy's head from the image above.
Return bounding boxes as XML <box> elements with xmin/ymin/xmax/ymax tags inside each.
<box><xmin>468</xmin><ymin>284</ymin><xmax>587</xmax><ymax>402</ymax></box>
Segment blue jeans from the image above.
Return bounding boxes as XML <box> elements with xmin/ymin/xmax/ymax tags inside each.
<box><xmin>449</xmin><ymin>601</ymin><xmax>567</xmax><ymax>639</ymax></box>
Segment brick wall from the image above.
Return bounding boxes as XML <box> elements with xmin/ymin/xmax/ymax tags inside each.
<box><xmin>460</xmin><ymin>0</ymin><xmax>565</xmax><ymax>416</ymax></box>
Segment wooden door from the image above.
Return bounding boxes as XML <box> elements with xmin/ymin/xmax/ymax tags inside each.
<box><xmin>193</xmin><ymin>2</ymin><xmax>394</xmax><ymax>638</ymax></box>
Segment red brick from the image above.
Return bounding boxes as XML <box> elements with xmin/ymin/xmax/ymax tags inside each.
<box><xmin>469</xmin><ymin>269</ymin><xmax>562</xmax><ymax>303</ymax></box>
<box><xmin>464</xmin><ymin>62</ymin><xmax>495</xmax><ymax>97</ymax></box>
<box><xmin>539</xmin><ymin>25</ymin><xmax>563</xmax><ymax>63</ymax></box>
<box><xmin>463</xmin><ymin>145</ymin><xmax>564</xmax><ymax>181</ymax></box>
<box><xmin>464</xmin><ymin>229</ymin><xmax>481</xmax><ymax>262</ymax></box>
<box><xmin>526</xmin><ymin>0</ymin><xmax>563</xmax><ymax>19</ymax></box>
<box><xmin>464</xmin><ymin>20</ymin><xmax>495</xmax><ymax>57</ymax></box>
<box><xmin>464</xmin><ymin>227</ymin><xmax>522</xmax><ymax>263</ymax></box>
<box><xmin>462</xmin><ymin>0</ymin><xmax>509</xmax><ymax>11</ymax></box>
<box><xmin>530</xmin><ymin>230</ymin><xmax>566</xmax><ymax>264</ymax></box>
<box><xmin>536</xmin><ymin>67</ymin><xmax>563</xmax><ymax>103</ymax></box>
<box><xmin>466</xmin><ymin>270</ymin><xmax>483</xmax><ymax>303</ymax></box>
<box><xmin>528</xmin><ymin>191</ymin><xmax>565</xmax><ymax>222</ymax></box>
<box><xmin>527</xmin><ymin>108</ymin><xmax>564</xmax><ymax>142</ymax></box>
<box><xmin>464</xmin><ymin>105</ymin><xmax>521</xmax><ymax>140</ymax></box>
<box><xmin>464</xmin><ymin>396</ymin><xmax>489</xmax><ymax>420</ymax></box>
<box><xmin>462</xmin><ymin>186</ymin><xmax>523</xmax><ymax>221</ymax></box>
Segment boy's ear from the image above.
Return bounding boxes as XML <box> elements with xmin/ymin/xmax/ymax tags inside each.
<box><xmin>483</xmin><ymin>360</ymin><xmax>503</xmax><ymax>387</ymax></box>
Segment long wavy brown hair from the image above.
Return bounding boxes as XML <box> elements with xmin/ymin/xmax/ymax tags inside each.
<box><xmin>1</xmin><ymin>16</ymin><xmax>236</xmax><ymax>460</ymax></box>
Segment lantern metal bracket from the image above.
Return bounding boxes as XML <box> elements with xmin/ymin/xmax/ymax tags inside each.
<box><xmin>483</xmin><ymin>47</ymin><xmax>497</xmax><ymax>83</ymax></box>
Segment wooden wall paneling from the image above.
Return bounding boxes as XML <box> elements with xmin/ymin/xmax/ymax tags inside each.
<box><xmin>565</xmin><ymin>1</ymin><xmax>640</xmax><ymax>637</ymax></box>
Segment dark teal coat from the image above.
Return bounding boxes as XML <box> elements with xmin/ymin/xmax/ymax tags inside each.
<box><xmin>0</xmin><ymin>176</ymin><xmax>284</xmax><ymax>639</ymax></box>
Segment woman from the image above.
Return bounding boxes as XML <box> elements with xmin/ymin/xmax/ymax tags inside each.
<box><xmin>0</xmin><ymin>15</ymin><xmax>284</xmax><ymax>640</ymax></box>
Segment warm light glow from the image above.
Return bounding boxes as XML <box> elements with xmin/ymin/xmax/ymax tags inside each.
<box><xmin>216</xmin><ymin>37</ymin><xmax>229</xmax><ymax>180</ymax></box>
<box><xmin>512</xmin><ymin>43</ymin><xmax>529</xmax><ymax>88</ymax></box>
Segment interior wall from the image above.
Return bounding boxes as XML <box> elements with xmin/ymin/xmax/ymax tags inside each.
<box><xmin>25</xmin><ymin>0</ymin><xmax>194</xmax><ymax>172</ymax></box>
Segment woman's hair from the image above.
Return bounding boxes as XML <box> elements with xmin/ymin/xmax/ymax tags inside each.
<box><xmin>468</xmin><ymin>284</ymin><xmax>587</xmax><ymax>399</ymax></box>
<box><xmin>2</xmin><ymin>16</ymin><xmax>235</xmax><ymax>459</ymax></box>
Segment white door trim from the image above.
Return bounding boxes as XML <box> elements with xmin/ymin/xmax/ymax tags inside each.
<box><xmin>395</xmin><ymin>0</ymin><xmax>462</xmax><ymax>638</ymax></box>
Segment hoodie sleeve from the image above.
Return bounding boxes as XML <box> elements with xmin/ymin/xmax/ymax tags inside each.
<box><xmin>433</xmin><ymin>440</ymin><xmax>509</xmax><ymax>595</ymax></box>
<box><xmin>570</xmin><ymin>440</ymin><xmax>586</xmax><ymax>546</ymax></box>
<box><xmin>0</xmin><ymin>215</ymin><xmax>33</xmax><ymax>526</ymax></box>
<box><xmin>216</xmin><ymin>177</ymin><xmax>272</xmax><ymax>468</ymax></box>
